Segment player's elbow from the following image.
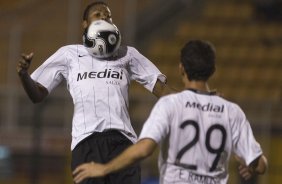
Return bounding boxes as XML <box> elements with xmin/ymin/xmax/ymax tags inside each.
<box><xmin>135</xmin><ymin>139</ymin><xmax>157</xmax><ymax>160</ymax></box>
<box><xmin>255</xmin><ymin>155</ymin><xmax>268</xmax><ymax>175</ymax></box>
<box><xmin>138</xmin><ymin>148</ymin><xmax>153</xmax><ymax>159</ymax></box>
<box><xmin>30</xmin><ymin>86</ymin><xmax>48</xmax><ymax>103</ymax></box>
<box><xmin>255</xmin><ymin>164</ymin><xmax>267</xmax><ymax>175</ymax></box>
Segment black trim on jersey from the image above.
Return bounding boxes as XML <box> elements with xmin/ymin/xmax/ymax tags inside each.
<box><xmin>186</xmin><ymin>88</ymin><xmax>217</xmax><ymax>96</ymax></box>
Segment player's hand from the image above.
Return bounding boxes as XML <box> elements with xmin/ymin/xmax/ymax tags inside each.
<box><xmin>238</xmin><ymin>164</ymin><xmax>255</xmax><ymax>180</ymax></box>
<box><xmin>17</xmin><ymin>52</ymin><xmax>34</xmax><ymax>76</ymax></box>
<box><xmin>234</xmin><ymin>154</ymin><xmax>254</xmax><ymax>180</ymax></box>
<box><xmin>73</xmin><ymin>161</ymin><xmax>106</xmax><ymax>183</ymax></box>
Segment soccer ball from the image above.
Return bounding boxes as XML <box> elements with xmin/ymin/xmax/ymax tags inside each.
<box><xmin>83</xmin><ymin>20</ymin><xmax>121</xmax><ymax>59</ymax></box>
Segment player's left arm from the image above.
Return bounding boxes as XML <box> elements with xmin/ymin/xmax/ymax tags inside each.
<box><xmin>73</xmin><ymin>138</ymin><xmax>157</xmax><ymax>183</ymax></box>
<box><xmin>235</xmin><ymin>154</ymin><xmax>268</xmax><ymax>180</ymax></box>
<box><xmin>152</xmin><ymin>79</ymin><xmax>178</xmax><ymax>98</ymax></box>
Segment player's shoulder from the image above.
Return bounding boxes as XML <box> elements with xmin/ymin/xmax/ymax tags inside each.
<box><xmin>159</xmin><ymin>90</ymin><xmax>195</xmax><ymax>101</ymax></box>
<box><xmin>157</xmin><ymin>91</ymin><xmax>184</xmax><ymax>105</ymax></box>
<box><xmin>217</xmin><ymin>96</ymin><xmax>245</xmax><ymax>116</ymax></box>
<box><xmin>124</xmin><ymin>46</ymin><xmax>142</xmax><ymax>55</ymax></box>
<box><xmin>110</xmin><ymin>45</ymin><xmax>143</xmax><ymax>60</ymax></box>
<box><xmin>219</xmin><ymin>96</ymin><xmax>241</xmax><ymax>109</ymax></box>
<box><xmin>58</xmin><ymin>44</ymin><xmax>88</xmax><ymax>55</ymax></box>
<box><xmin>125</xmin><ymin>45</ymin><xmax>137</xmax><ymax>52</ymax></box>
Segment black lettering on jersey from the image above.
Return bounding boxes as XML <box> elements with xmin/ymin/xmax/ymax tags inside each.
<box><xmin>77</xmin><ymin>72</ymin><xmax>87</xmax><ymax>81</ymax></box>
<box><xmin>89</xmin><ymin>71</ymin><xmax>97</xmax><ymax>78</ymax></box>
<box><xmin>186</xmin><ymin>102</ymin><xmax>197</xmax><ymax>108</ymax></box>
<box><xmin>97</xmin><ymin>70</ymin><xmax>106</xmax><ymax>78</ymax></box>
<box><xmin>186</xmin><ymin>101</ymin><xmax>224</xmax><ymax>113</ymax></box>
<box><xmin>77</xmin><ymin>69</ymin><xmax>123</xmax><ymax>81</ymax></box>
<box><xmin>188</xmin><ymin>172</ymin><xmax>219</xmax><ymax>184</ymax></box>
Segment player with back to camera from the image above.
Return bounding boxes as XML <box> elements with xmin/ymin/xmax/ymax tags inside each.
<box><xmin>16</xmin><ymin>1</ymin><xmax>174</xmax><ymax>184</ymax></box>
<box><xmin>73</xmin><ymin>40</ymin><xmax>268</xmax><ymax>184</ymax></box>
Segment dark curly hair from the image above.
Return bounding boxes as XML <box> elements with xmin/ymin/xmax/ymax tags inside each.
<box><xmin>83</xmin><ymin>1</ymin><xmax>108</xmax><ymax>21</ymax></box>
<box><xmin>180</xmin><ymin>40</ymin><xmax>216</xmax><ymax>81</ymax></box>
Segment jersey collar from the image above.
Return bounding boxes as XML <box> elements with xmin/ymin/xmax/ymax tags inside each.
<box><xmin>186</xmin><ymin>88</ymin><xmax>217</xmax><ymax>96</ymax></box>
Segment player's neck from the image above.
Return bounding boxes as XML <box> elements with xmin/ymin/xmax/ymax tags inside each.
<box><xmin>185</xmin><ymin>80</ymin><xmax>210</xmax><ymax>93</ymax></box>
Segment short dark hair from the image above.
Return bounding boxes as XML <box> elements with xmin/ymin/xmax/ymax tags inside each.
<box><xmin>83</xmin><ymin>1</ymin><xmax>109</xmax><ymax>21</ymax></box>
<box><xmin>180</xmin><ymin>40</ymin><xmax>216</xmax><ymax>81</ymax></box>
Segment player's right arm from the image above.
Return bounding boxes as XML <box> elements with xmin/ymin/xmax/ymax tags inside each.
<box><xmin>17</xmin><ymin>53</ymin><xmax>48</xmax><ymax>103</ymax></box>
<box><xmin>152</xmin><ymin>79</ymin><xmax>178</xmax><ymax>98</ymax></box>
<box><xmin>231</xmin><ymin>103</ymin><xmax>268</xmax><ymax>180</ymax></box>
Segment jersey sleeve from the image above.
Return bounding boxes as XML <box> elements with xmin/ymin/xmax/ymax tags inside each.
<box><xmin>31</xmin><ymin>47</ymin><xmax>68</xmax><ymax>93</ymax></box>
<box><xmin>128</xmin><ymin>47</ymin><xmax>166</xmax><ymax>92</ymax></box>
<box><xmin>231</xmin><ymin>104</ymin><xmax>263</xmax><ymax>166</ymax></box>
<box><xmin>139</xmin><ymin>96</ymin><xmax>172</xmax><ymax>143</ymax></box>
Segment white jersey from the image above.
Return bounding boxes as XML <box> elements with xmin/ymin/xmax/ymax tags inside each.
<box><xmin>139</xmin><ymin>89</ymin><xmax>262</xmax><ymax>184</ymax></box>
<box><xmin>31</xmin><ymin>44</ymin><xmax>166</xmax><ymax>150</ymax></box>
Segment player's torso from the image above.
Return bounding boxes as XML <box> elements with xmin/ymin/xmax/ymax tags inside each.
<box><xmin>162</xmin><ymin>90</ymin><xmax>232</xmax><ymax>183</ymax></box>
<box><xmin>64</xmin><ymin>46</ymin><xmax>133</xmax><ymax>133</ymax></box>
<box><xmin>66</xmin><ymin>50</ymin><xmax>130</xmax><ymax>101</ymax></box>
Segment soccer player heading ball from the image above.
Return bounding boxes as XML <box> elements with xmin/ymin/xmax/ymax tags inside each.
<box><xmin>17</xmin><ymin>1</ymin><xmax>174</xmax><ymax>184</ymax></box>
<box><xmin>73</xmin><ymin>40</ymin><xmax>268</xmax><ymax>184</ymax></box>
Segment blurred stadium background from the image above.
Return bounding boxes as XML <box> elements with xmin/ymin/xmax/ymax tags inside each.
<box><xmin>0</xmin><ymin>0</ymin><xmax>281</xmax><ymax>183</ymax></box>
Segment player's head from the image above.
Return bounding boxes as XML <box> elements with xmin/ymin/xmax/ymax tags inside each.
<box><xmin>180</xmin><ymin>40</ymin><xmax>216</xmax><ymax>82</ymax></box>
<box><xmin>82</xmin><ymin>1</ymin><xmax>112</xmax><ymax>29</ymax></box>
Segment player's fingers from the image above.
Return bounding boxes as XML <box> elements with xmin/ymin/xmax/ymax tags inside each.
<box><xmin>21</xmin><ymin>52</ymin><xmax>34</xmax><ymax>63</ymax></box>
<box><xmin>238</xmin><ymin>166</ymin><xmax>253</xmax><ymax>180</ymax></box>
<box><xmin>18</xmin><ymin>59</ymin><xmax>29</xmax><ymax>66</ymax></box>
<box><xmin>74</xmin><ymin>174</ymin><xmax>84</xmax><ymax>183</ymax></box>
<box><xmin>239</xmin><ymin>166</ymin><xmax>248</xmax><ymax>174</ymax></box>
<box><xmin>17</xmin><ymin>59</ymin><xmax>29</xmax><ymax>70</ymax></box>
<box><xmin>16</xmin><ymin>64</ymin><xmax>24</xmax><ymax>73</ymax></box>
<box><xmin>74</xmin><ymin>171</ymin><xmax>88</xmax><ymax>184</ymax></box>
<box><xmin>73</xmin><ymin>163</ymin><xmax>91</xmax><ymax>176</ymax></box>
<box><xmin>21</xmin><ymin>52</ymin><xmax>34</xmax><ymax>60</ymax></box>
<box><xmin>73</xmin><ymin>165</ymin><xmax>84</xmax><ymax>176</ymax></box>
<box><xmin>73</xmin><ymin>167</ymin><xmax>85</xmax><ymax>183</ymax></box>
<box><xmin>241</xmin><ymin>172</ymin><xmax>252</xmax><ymax>180</ymax></box>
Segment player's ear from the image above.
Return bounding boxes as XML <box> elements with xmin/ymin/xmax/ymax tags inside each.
<box><xmin>179</xmin><ymin>63</ymin><xmax>185</xmax><ymax>76</ymax></box>
<box><xmin>82</xmin><ymin>21</ymin><xmax>88</xmax><ymax>29</ymax></box>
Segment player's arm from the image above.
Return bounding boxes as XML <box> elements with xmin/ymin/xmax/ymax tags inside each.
<box><xmin>235</xmin><ymin>154</ymin><xmax>268</xmax><ymax>180</ymax></box>
<box><xmin>17</xmin><ymin>53</ymin><xmax>48</xmax><ymax>103</ymax></box>
<box><xmin>152</xmin><ymin>79</ymin><xmax>177</xmax><ymax>98</ymax></box>
<box><xmin>73</xmin><ymin>138</ymin><xmax>157</xmax><ymax>184</ymax></box>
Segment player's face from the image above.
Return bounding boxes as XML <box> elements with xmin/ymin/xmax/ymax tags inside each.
<box><xmin>86</xmin><ymin>5</ymin><xmax>112</xmax><ymax>27</ymax></box>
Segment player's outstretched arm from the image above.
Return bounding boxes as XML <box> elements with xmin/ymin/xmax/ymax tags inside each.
<box><xmin>73</xmin><ymin>138</ymin><xmax>157</xmax><ymax>184</ymax></box>
<box><xmin>17</xmin><ymin>53</ymin><xmax>48</xmax><ymax>103</ymax></box>
<box><xmin>152</xmin><ymin>79</ymin><xmax>178</xmax><ymax>98</ymax></box>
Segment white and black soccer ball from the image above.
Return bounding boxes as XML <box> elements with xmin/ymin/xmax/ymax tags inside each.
<box><xmin>83</xmin><ymin>20</ymin><xmax>121</xmax><ymax>59</ymax></box>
